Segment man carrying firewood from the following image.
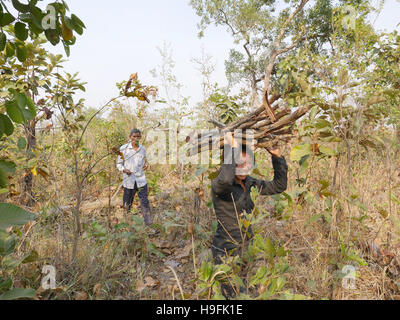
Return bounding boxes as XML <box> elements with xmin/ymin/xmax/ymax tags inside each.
<box><xmin>117</xmin><ymin>129</ymin><xmax>152</xmax><ymax>226</ymax></box>
<box><xmin>211</xmin><ymin>132</ymin><xmax>288</xmax><ymax>298</ymax></box>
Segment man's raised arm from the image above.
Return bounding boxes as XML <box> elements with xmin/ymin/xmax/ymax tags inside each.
<box><xmin>254</xmin><ymin>152</ymin><xmax>288</xmax><ymax>195</ymax></box>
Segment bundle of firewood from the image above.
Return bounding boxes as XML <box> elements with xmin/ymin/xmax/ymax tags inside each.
<box><xmin>186</xmin><ymin>94</ymin><xmax>311</xmax><ymax>156</ymax></box>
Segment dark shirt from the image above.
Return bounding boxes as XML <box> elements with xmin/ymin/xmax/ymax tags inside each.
<box><xmin>211</xmin><ymin>144</ymin><xmax>288</xmax><ymax>253</ymax></box>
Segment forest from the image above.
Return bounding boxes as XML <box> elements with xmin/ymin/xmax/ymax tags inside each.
<box><xmin>0</xmin><ymin>0</ymin><xmax>400</xmax><ymax>301</ymax></box>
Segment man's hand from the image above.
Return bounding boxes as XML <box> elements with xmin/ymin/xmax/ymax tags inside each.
<box><xmin>123</xmin><ymin>169</ymin><xmax>132</xmax><ymax>175</ymax></box>
<box><xmin>267</xmin><ymin>147</ymin><xmax>282</xmax><ymax>158</ymax></box>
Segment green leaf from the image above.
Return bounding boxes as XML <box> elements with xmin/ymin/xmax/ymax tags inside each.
<box><xmin>299</xmin><ymin>154</ymin><xmax>310</xmax><ymax>172</ymax></box>
<box><xmin>12</xmin><ymin>0</ymin><xmax>31</xmax><ymax>13</ymax></box>
<box><xmin>346</xmin><ymin>251</ymin><xmax>368</xmax><ymax>266</ymax></box>
<box><xmin>5</xmin><ymin>42</ymin><xmax>15</xmax><ymax>58</ymax></box>
<box><xmin>0</xmin><ymin>13</ymin><xmax>15</xmax><ymax>28</ymax></box>
<box><xmin>0</xmin><ymin>160</ymin><xmax>16</xmax><ymax>174</ymax></box>
<box><xmin>0</xmin><ymin>114</ymin><xmax>14</xmax><ymax>136</ymax></box>
<box><xmin>20</xmin><ymin>106</ymin><xmax>35</xmax><ymax>121</ymax></box>
<box><xmin>319</xmin><ymin>179</ymin><xmax>330</xmax><ymax>191</ymax></box>
<box><xmin>0</xmin><ymin>160</ymin><xmax>16</xmax><ymax>188</ymax></box>
<box><xmin>30</xmin><ymin>5</ymin><xmax>45</xmax><ymax>31</ymax></box>
<box><xmin>200</xmin><ymin>261</ymin><xmax>214</xmax><ymax>281</ymax></box>
<box><xmin>71</xmin><ymin>14</ymin><xmax>86</xmax><ymax>28</ymax></box>
<box><xmin>45</xmin><ymin>29</ymin><xmax>60</xmax><ymax>46</ymax></box>
<box><xmin>22</xmin><ymin>250</ymin><xmax>38</xmax><ymax>263</ymax></box>
<box><xmin>319</xmin><ymin>145</ymin><xmax>336</xmax><ymax>157</ymax></box>
<box><xmin>63</xmin><ymin>41</ymin><xmax>70</xmax><ymax>57</ymax></box>
<box><xmin>264</xmin><ymin>237</ymin><xmax>276</xmax><ymax>259</ymax></box>
<box><xmin>0</xmin><ymin>230</ymin><xmax>17</xmax><ymax>256</ymax></box>
<box><xmin>290</xmin><ymin>143</ymin><xmax>311</xmax><ymax>162</ymax></box>
<box><xmin>0</xmin><ymin>203</ymin><xmax>35</xmax><ymax>230</ymax></box>
<box><xmin>0</xmin><ymin>278</ymin><xmax>13</xmax><ymax>291</ymax></box>
<box><xmin>215</xmin><ymin>263</ymin><xmax>231</xmax><ymax>274</ymax></box>
<box><xmin>249</xmin><ymin>265</ymin><xmax>268</xmax><ymax>287</ymax></box>
<box><xmin>0</xmin><ymin>32</ymin><xmax>6</xmax><ymax>51</ymax></box>
<box><xmin>6</xmin><ymin>100</ymin><xmax>24</xmax><ymax>123</ymax></box>
<box><xmin>25</xmin><ymin>95</ymin><xmax>36</xmax><ymax>114</ymax></box>
<box><xmin>16</xmin><ymin>43</ymin><xmax>28</xmax><ymax>62</ymax></box>
<box><xmin>0</xmin><ymin>288</ymin><xmax>36</xmax><ymax>300</ymax></box>
<box><xmin>14</xmin><ymin>22</ymin><xmax>28</xmax><ymax>41</ymax></box>
<box><xmin>276</xmin><ymin>276</ymin><xmax>286</xmax><ymax>291</ymax></box>
<box><xmin>63</xmin><ymin>16</ymin><xmax>74</xmax><ymax>30</ymax></box>
<box><xmin>268</xmin><ymin>278</ymin><xmax>278</xmax><ymax>294</ymax></box>
<box><xmin>71</xmin><ymin>20</ymin><xmax>83</xmax><ymax>35</ymax></box>
<box><xmin>17</xmin><ymin>137</ymin><xmax>27</xmax><ymax>150</ymax></box>
<box><xmin>2</xmin><ymin>255</ymin><xmax>22</xmax><ymax>269</ymax></box>
<box><xmin>16</xmin><ymin>93</ymin><xmax>27</xmax><ymax>110</ymax></box>
<box><xmin>315</xmin><ymin>118</ymin><xmax>331</xmax><ymax>129</ymax></box>
<box><xmin>309</xmin><ymin>105</ymin><xmax>319</xmax><ymax>120</ymax></box>
<box><xmin>0</xmin><ymin>168</ymin><xmax>8</xmax><ymax>189</ymax></box>
<box><xmin>277</xmin><ymin>246</ymin><xmax>288</xmax><ymax>257</ymax></box>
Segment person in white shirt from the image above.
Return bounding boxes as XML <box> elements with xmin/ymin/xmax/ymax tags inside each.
<box><xmin>117</xmin><ymin>129</ymin><xmax>152</xmax><ymax>226</ymax></box>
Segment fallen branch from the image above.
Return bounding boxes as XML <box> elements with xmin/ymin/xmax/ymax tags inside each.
<box><xmin>187</xmin><ymin>102</ymin><xmax>311</xmax><ymax>156</ymax></box>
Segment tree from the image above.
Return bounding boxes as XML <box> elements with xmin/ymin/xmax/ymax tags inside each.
<box><xmin>190</xmin><ymin>0</ymin><xmax>386</xmax><ymax>123</ymax></box>
<box><xmin>190</xmin><ymin>0</ymin><xmax>337</xmax><ymax>108</ymax></box>
<box><xmin>0</xmin><ymin>0</ymin><xmax>85</xmax><ymax>193</ymax></box>
<box><xmin>0</xmin><ymin>0</ymin><xmax>85</xmax><ymax>60</ymax></box>
<box><xmin>1</xmin><ymin>37</ymin><xmax>69</xmax><ymax>204</ymax></box>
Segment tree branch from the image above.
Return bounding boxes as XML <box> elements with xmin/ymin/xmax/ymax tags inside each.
<box><xmin>208</xmin><ymin>119</ymin><xmax>226</xmax><ymax>129</ymax></box>
<box><xmin>77</xmin><ymin>96</ymin><xmax>122</xmax><ymax>147</ymax></box>
<box><xmin>218</xmin><ymin>9</ymin><xmax>241</xmax><ymax>36</ymax></box>
<box><xmin>262</xmin><ymin>0</ymin><xmax>309</xmax><ymax>122</ymax></box>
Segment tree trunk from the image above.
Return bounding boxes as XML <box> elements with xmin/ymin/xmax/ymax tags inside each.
<box><xmin>345</xmin><ymin>139</ymin><xmax>352</xmax><ymax>185</ymax></box>
<box><xmin>23</xmin><ymin>119</ymin><xmax>37</xmax><ymax>206</ymax></box>
<box><xmin>72</xmin><ymin>187</ymin><xmax>82</xmax><ymax>261</ymax></box>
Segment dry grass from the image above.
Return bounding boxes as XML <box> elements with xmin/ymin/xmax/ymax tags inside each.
<box><xmin>5</xmin><ymin>137</ymin><xmax>400</xmax><ymax>300</ymax></box>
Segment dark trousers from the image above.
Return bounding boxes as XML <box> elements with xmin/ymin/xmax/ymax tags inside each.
<box><xmin>211</xmin><ymin>245</ymin><xmax>247</xmax><ymax>299</ymax></box>
<box><xmin>123</xmin><ymin>183</ymin><xmax>151</xmax><ymax>225</ymax></box>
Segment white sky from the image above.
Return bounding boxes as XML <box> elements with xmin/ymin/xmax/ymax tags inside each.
<box><xmin>43</xmin><ymin>0</ymin><xmax>400</xmax><ymax>110</ymax></box>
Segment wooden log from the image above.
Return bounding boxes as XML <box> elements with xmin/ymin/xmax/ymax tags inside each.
<box><xmin>208</xmin><ymin>119</ymin><xmax>226</xmax><ymax>129</ymax></box>
<box><xmin>192</xmin><ymin>106</ymin><xmax>289</xmax><ymax>149</ymax></box>
<box><xmin>187</xmin><ymin>104</ymin><xmax>310</xmax><ymax>156</ymax></box>
<box><xmin>257</xmin><ymin>134</ymin><xmax>295</xmax><ymax>144</ymax></box>
<box><xmin>254</xmin><ymin>105</ymin><xmax>311</xmax><ymax>139</ymax></box>
<box><xmin>186</xmin><ymin>97</ymin><xmax>281</xmax><ymax>145</ymax></box>
<box><xmin>186</xmin><ymin>128</ymin><xmax>221</xmax><ymax>146</ymax></box>
<box><xmin>224</xmin><ymin>94</ymin><xmax>281</xmax><ymax>130</ymax></box>
<box><xmin>252</xmin><ymin>108</ymin><xmax>291</xmax><ymax>129</ymax></box>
